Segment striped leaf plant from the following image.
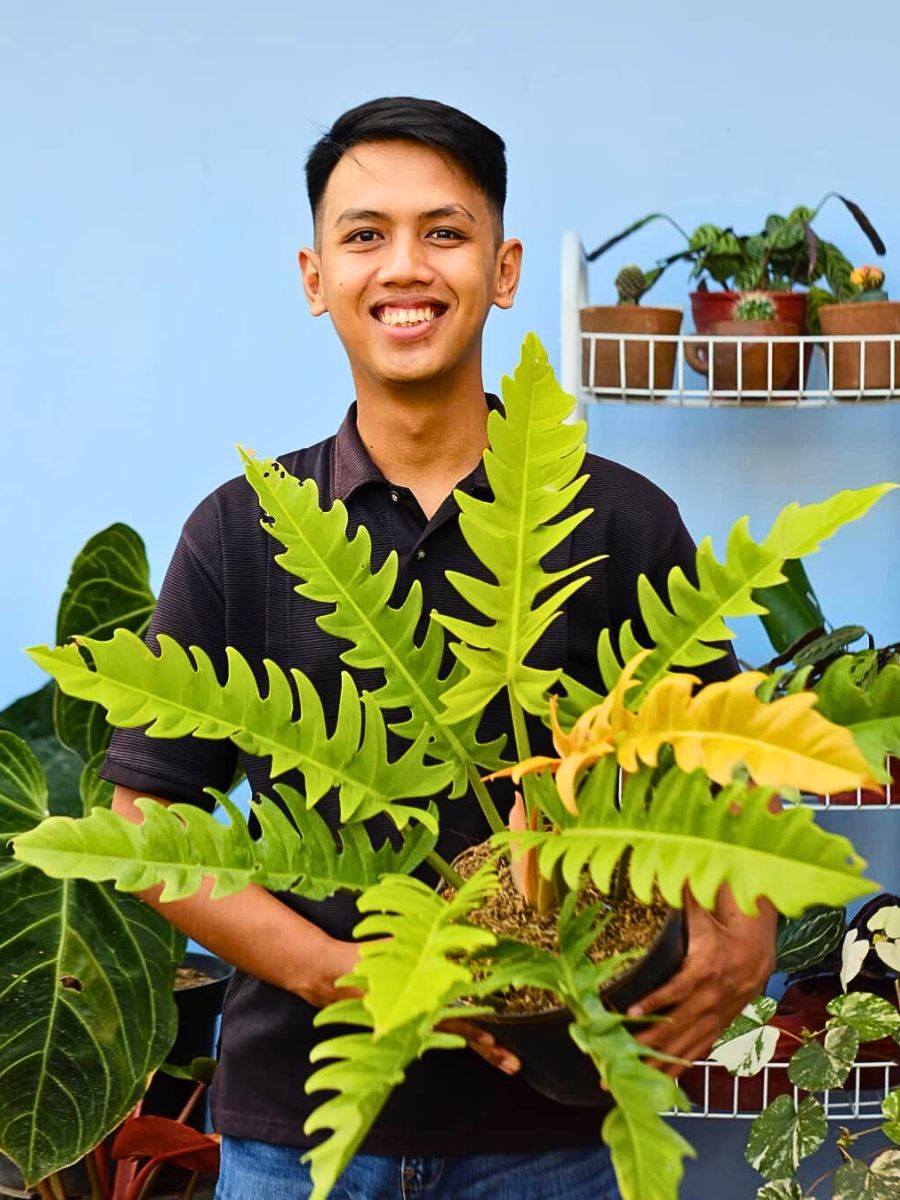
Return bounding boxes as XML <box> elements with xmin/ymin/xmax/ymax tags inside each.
<box><xmin>8</xmin><ymin>334</ymin><xmax>899</xmax><ymax>1200</ymax></box>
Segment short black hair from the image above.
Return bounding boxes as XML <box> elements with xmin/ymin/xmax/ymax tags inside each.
<box><xmin>305</xmin><ymin>96</ymin><xmax>507</xmax><ymax>231</ymax></box>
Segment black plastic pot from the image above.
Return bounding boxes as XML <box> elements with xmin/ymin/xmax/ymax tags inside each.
<box><xmin>142</xmin><ymin>950</ymin><xmax>234</xmax><ymax>1129</ymax></box>
<box><xmin>474</xmin><ymin>908</ymin><xmax>686</xmax><ymax>1106</ymax></box>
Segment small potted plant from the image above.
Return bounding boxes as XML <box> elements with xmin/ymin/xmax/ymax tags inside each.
<box><xmin>819</xmin><ymin>265</ymin><xmax>900</xmax><ymax>395</ymax></box>
<box><xmin>579</xmin><ymin>264</ymin><xmax>683</xmax><ymax>397</ymax></box>
<box><xmin>684</xmin><ymin>291</ymin><xmax>800</xmax><ymax>398</ymax></box>
<box><xmin>8</xmin><ymin>336</ymin><xmax>898</xmax><ymax>1200</ymax></box>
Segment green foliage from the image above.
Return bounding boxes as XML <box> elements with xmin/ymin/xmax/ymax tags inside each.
<box><xmin>883</xmin><ymin>1090</ymin><xmax>900</xmax><ymax>1144</ymax></box>
<box><xmin>709</xmin><ymin>998</ymin><xmax>780</xmax><ymax>1077</ymax></box>
<box><xmin>28</xmin><ymin>632</ymin><xmax>448</xmax><ymax>830</ymax></box>
<box><xmin>434</xmin><ymin>334</ymin><xmax>602</xmax><ymax>719</ymax></box>
<box><xmin>0</xmin><ymin>732</ymin><xmax>182</xmax><ymax>1186</ymax></box>
<box><xmin>495</xmin><ymin>765</ymin><xmax>874</xmax><ymax>917</ymax></box>
<box><xmin>832</xmin><ymin>1151</ymin><xmax>900</xmax><ymax>1198</ymax></box>
<box><xmin>13</xmin><ymin>784</ymin><xmax>437</xmax><ymax>903</ymax></box>
<box><xmin>615</xmin><ymin>264</ymin><xmax>649</xmax><ymax>305</ymax></box>
<box><xmin>53</xmin><ymin>523</ymin><xmax>155</xmax><ymax>763</ymax></box>
<box><xmin>775</xmin><ymin>905</ymin><xmax>846</xmax><ymax>973</ymax></box>
<box><xmin>813</xmin><ymin>654</ymin><xmax>900</xmax><ymax>768</ymax></box>
<box><xmin>787</xmin><ymin>1024</ymin><xmax>858</xmax><ymax>1090</ymax></box>
<box><xmin>746</xmin><ymin>1095</ymin><xmax>827</xmax><ymax>1182</ymax></box>
<box><xmin>241</xmin><ymin>451</ymin><xmax>505</xmax><ymax>796</ymax></box>
<box><xmin>0</xmin><ymin>684</ymin><xmax>83</xmax><ymax>817</ymax></box>
<box><xmin>592</xmin><ymin>483</ymin><xmax>896</xmax><ymax>701</ymax></box>
<box><xmin>826</xmin><ymin>993</ymin><xmax>900</xmax><ymax>1042</ymax></box>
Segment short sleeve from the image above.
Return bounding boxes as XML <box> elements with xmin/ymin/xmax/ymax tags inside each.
<box><xmin>100</xmin><ymin>513</ymin><xmax>239</xmax><ymax>810</ymax></box>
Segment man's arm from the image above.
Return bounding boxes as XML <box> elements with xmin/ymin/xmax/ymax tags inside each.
<box><xmin>627</xmin><ymin>884</ymin><xmax>777</xmax><ymax>1075</ymax></box>
<box><xmin>113</xmin><ymin>786</ymin><xmax>520</xmax><ymax>1074</ymax></box>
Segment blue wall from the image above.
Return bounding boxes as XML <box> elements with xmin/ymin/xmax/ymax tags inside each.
<box><xmin>2</xmin><ymin>4</ymin><xmax>898</xmax><ymax>1194</ymax></box>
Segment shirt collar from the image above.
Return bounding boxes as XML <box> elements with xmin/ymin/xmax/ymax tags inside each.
<box><xmin>332</xmin><ymin>396</ymin><xmax>499</xmax><ymax>503</ymax></box>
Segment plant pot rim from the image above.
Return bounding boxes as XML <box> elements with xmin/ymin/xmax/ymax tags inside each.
<box><xmin>707</xmin><ymin>319</ymin><xmax>799</xmax><ymax>335</ymax></box>
<box><xmin>690</xmin><ymin>288</ymin><xmax>808</xmax><ymax>298</ymax></box>
<box><xmin>580</xmin><ymin>304</ymin><xmax>683</xmax><ymax>315</ymax></box>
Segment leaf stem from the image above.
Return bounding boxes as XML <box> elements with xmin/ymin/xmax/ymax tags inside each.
<box><xmin>466</xmin><ymin>764</ymin><xmax>505</xmax><ymax>836</ymax></box>
<box><xmin>426</xmin><ymin>851</ymin><xmax>466</xmax><ymax>891</ymax></box>
<box><xmin>508</xmin><ymin>693</ymin><xmax>537</xmax><ymax>821</ymax></box>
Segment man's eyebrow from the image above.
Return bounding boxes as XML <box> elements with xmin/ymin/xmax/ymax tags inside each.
<box><xmin>333</xmin><ymin>204</ymin><xmax>477</xmax><ymax>226</ymax></box>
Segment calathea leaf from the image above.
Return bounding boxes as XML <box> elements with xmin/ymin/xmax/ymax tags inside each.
<box><xmin>433</xmin><ymin>333</ymin><xmax>603</xmax><ymax>719</ymax></box>
<box><xmin>787</xmin><ymin>1023</ymin><xmax>858</xmax><ymax>1090</ymax></box>
<box><xmin>745</xmin><ymin>1095</ymin><xmax>827</xmax><ymax>1181</ymax></box>
<box><xmin>13</xmin><ymin>786</ymin><xmax>437</xmax><ymax>903</ymax></box>
<box><xmin>53</xmin><ymin>522</ymin><xmax>155</xmax><ymax>763</ymax></box>
<box><xmin>28</xmin><ymin>632</ymin><xmax>448</xmax><ymax>830</ymax></box>
<box><xmin>595</xmin><ymin>483</ymin><xmax>896</xmax><ymax>698</ymax></box>
<box><xmin>775</xmin><ymin>905</ymin><xmax>846</xmax><ymax>973</ymax></box>
<box><xmin>240</xmin><ymin>451</ymin><xmax>505</xmax><ymax>796</ymax></box>
<box><xmin>0</xmin><ymin>732</ymin><xmax>182</xmax><ymax>1187</ymax></box>
<box><xmin>494</xmin><ymin>766</ymin><xmax>874</xmax><ymax>917</ymax></box>
<box><xmin>303</xmin><ymin>997</ymin><xmax>465</xmax><ymax>1200</ymax></box>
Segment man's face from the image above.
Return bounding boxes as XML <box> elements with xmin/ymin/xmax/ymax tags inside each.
<box><xmin>299</xmin><ymin>140</ymin><xmax>521</xmax><ymax>391</ymax></box>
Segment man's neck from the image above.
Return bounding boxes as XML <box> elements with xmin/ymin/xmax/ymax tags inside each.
<box><xmin>354</xmin><ymin>374</ymin><xmax>490</xmax><ymax>519</ymax></box>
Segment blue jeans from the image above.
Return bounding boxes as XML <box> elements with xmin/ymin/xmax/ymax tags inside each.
<box><xmin>214</xmin><ymin>1136</ymin><xmax>622</xmax><ymax>1199</ymax></box>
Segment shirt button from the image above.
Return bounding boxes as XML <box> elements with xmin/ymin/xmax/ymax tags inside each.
<box><xmin>389</xmin><ymin>490</ymin><xmax>399</xmax><ymax>502</ymax></box>
<box><xmin>415</xmin><ymin>548</ymin><xmax>426</xmax><ymax>560</ymax></box>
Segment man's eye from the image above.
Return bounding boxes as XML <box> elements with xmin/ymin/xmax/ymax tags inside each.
<box><xmin>347</xmin><ymin>229</ymin><xmax>380</xmax><ymax>243</ymax></box>
<box><xmin>428</xmin><ymin>228</ymin><xmax>464</xmax><ymax>241</ymax></box>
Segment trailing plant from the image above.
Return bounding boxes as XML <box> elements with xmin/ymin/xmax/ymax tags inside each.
<box><xmin>7</xmin><ymin>335</ymin><xmax>899</xmax><ymax>1200</ymax></box>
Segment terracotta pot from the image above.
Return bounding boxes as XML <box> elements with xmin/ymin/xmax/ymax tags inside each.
<box><xmin>683</xmin><ymin>320</ymin><xmax>799</xmax><ymax>397</ymax></box>
<box><xmin>580</xmin><ymin>306</ymin><xmax>683</xmax><ymax>396</ymax></box>
<box><xmin>689</xmin><ymin>290</ymin><xmax>811</xmax><ymax>390</ymax></box>
<box><xmin>819</xmin><ymin>301</ymin><xmax>900</xmax><ymax>395</ymax></box>
<box><xmin>474</xmin><ymin>908</ymin><xmax>686</xmax><ymax>1107</ymax></box>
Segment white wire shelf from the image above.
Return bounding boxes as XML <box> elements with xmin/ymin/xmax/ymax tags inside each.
<box><xmin>671</xmin><ymin>1058</ymin><xmax>899</xmax><ymax>1120</ymax></box>
<box><xmin>802</xmin><ymin>777</ymin><xmax>897</xmax><ymax>810</ymax></box>
<box><xmin>578</xmin><ymin>331</ymin><xmax>900</xmax><ymax>407</ymax></box>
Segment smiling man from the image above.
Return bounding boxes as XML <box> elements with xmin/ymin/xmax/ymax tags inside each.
<box><xmin>101</xmin><ymin>97</ymin><xmax>775</xmax><ymax>1200</ymax></box>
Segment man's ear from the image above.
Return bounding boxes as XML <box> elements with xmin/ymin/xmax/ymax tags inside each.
<box><xmin>492</xmin><ymin>238</ymin><xmax>523</xmax><ymax>311</ymax></box>
<box><xmin>299</xmin><ymin>247</ymin><xmax>328</xmax><ymax>316</ymax></box>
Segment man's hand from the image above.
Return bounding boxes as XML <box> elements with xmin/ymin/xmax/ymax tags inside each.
<box><xmin>628</xmin><ymin>885</ymin><xmax>777</xmax><ymax>1076</ymax></box>
<box><xmin>439</xmin><ymin>1018</ymin><xmax>521</xmax><ymax>1076</ymax></box>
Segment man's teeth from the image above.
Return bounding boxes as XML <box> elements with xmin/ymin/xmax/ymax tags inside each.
<box><xmin>378</xmin><ymin>307</ymin><xmax>438</xmax><ymax>326</ymax></box>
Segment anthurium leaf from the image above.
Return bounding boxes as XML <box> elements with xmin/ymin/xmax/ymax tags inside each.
<box><xmin>0</xmin><ymin>734</ymin><xmax>182</xmax><ymax>1186</ymax></box>
<box><xmin>0</xmin><ymin>684</ymin><xmax>82</xmax><ymax>817</ymax></box>
<box><xmin>352</xmin><ymin>869</ymin><xmax>498</xmax><ymax>1038</ymax></box>
<box><xmin>745</xmin><ymin>1095</ymin><xmax>827</xmax><ymax>1181</ymax></box>
<box><xmin>13</xmin><ymin>786</ymin><xmax>436</xmax><ymax>903</ymax></box>
<box><xmin>240</xmin><ymin>451</ymin><xmax>505</xmax><ymax>795</ymax></box>
<box><xmin>433</xmin><ymin>333</ymin><xmax>600</xmax><ymax>719</ymax></box>
<box><xmin>598</xmin><ymin>483</ymin><xmax>897</xmax><ymax>696</ymax></box>
<box><xmin>551</xmin><ymin>901</ymin><xmax>692</xmax><ymax>1200</ymax></box>
<box><xmin>882</xmin><ymin>1089</ymin><xmax>900</xmax><ymax>1143</ymax></box>
<box><xmin>826</xmin><ymin>992</ymin><xmax>900</xmax><ymax>1042</ymax></box>
<box><xmin>53</xmin><ymin>523</ymin><xmax>155</xmax><ymax>763</ymax></box>
<box><xmin>27</xmin><ymin>633</ymin><xmax>449</xmax><ymax>830</ymax></box>
<box><xmin>832</xmin><ymin>1150</ymin><xmax>900</xmax><ymax>1198</ymax></box>
<box><xmin>776</xmin><ymin>906</ymin><xmax>846</xmax><ymax>973</ymax></box>
<box><xmin>787</xmin><ymin>1024</ymin><xmax>858</xmax><ymax>1090</ymax></box>
<box><xmin>710</xmin><ymin>998</ymin><xmax>780</xmax><ymax>1076</ymax></box>
<box><xmin>496</xmin><ymin>767</ymin><xmax>874</xmax><ymax>917</ymax></box>
<box><xmin>813</xmin><ymin>656</ymin><xmax>900</xmax><ymax>767</ymax></box>
<box><xmin>303</xmin><ymin>997</ymin><xmax>465</xmax><ymax>1200</ymax></box>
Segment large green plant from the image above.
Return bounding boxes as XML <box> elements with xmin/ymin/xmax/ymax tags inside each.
<box><xmin>0</xmin><ymin>525</ymin><xmax>184</xmax><ymax>1191</ymax></box>
<box><xmin>8</xmin><ymin>336</ymin><xmax>898</xmax><ymax>1200</ymax></box>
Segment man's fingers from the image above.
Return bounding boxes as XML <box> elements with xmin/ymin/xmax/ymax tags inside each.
<box><xmin>627</xmin><ymin>964</ymin><xmax>700</xmax><ymax>1019</ymax></box>
<box><xmin>438</xmin><ymin>1018</ymin><xmax>520</xmax><ymax>1075</ymax></box>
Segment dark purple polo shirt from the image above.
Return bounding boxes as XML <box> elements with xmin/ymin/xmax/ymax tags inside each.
<box><xmin>102</xmin><ymin>398</ymin><xmax>737</xmax><ymax>1153</ymax></box>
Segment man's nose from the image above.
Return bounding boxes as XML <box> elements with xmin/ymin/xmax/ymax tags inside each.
<box><xmin>375</xmin><ymin>232</ymin><xmax>434</xmax><ymax>285</ymax></box>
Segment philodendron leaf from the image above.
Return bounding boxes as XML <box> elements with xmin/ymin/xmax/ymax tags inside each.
<box><xmin>596</xmin><ymin>482</ymin><xmax>897</xmax><ymax>698</ymax></box>
<box><xmin>882</xmin><ymin>1089</ymin><xmax>900</xmax><ymax>1143</ymax></box>
<box><xmin>496</xmin><ymin>767</ymin><xmax>875</xmax><ymax>917</ymax></box>
<box><xmin>303</xmin><ymin>998</ymin><xmax>465</xmax><ymax>1200</ymax></box>
<box><xmin>13</xmin><ymin>786</ymin><xmax>437</xmax><ymax>903</ymax></box>
<box><xmin>775</xmin><ymin>906</ymin><xmax>846</xmax><ymax>973</ymax></box>
<box><xmin>434</xmin><ymin>333</ymin><xmax>602</xmax><ymax>719</ymax></box>
<box><xmin>745</xmin><ymin>1095</ymin><xmax>827</xmax><ymax>1182</ymax></box>
<box><xmin>826</xmin><ymin>992</ymin><xmax>900</xmax><ymax>1042</ymax></box>
<box><xmin>0</xmin><ymin>732</ymin><xmax>182</xmax><ymax>1187</ymax></box>
<box><xmin>832</xmin><ymin>1150</ymin><xmax>900</xmax><ymax>1198</ymax></box>
<box><xmin>28</xmin><ymin>633</ymin><xmax>449</xmax><ymax>830</ymax></box>
<box><xmin>53</xmin><ymin>522</ymin><xmax>155</xmax><ymax>763</ymax></box>
<box><xmin>353</xmin><ymin>869</ymin><xmax>498</xmax><ymax>1037</ymax></box>
<box><xmin>787</xmin><ymin>1024</ymin><xmax>858</xmax><ymax>1090</ymax></box>
<box><xmin>710</xmin><ymin>998</ymin><xmax>780</xmax><ymax>1077</ymax></box>
<box><xmin>240</xmin><ymin>451</ymin><xmax>505</xmax><ymax>796</ymax></box>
